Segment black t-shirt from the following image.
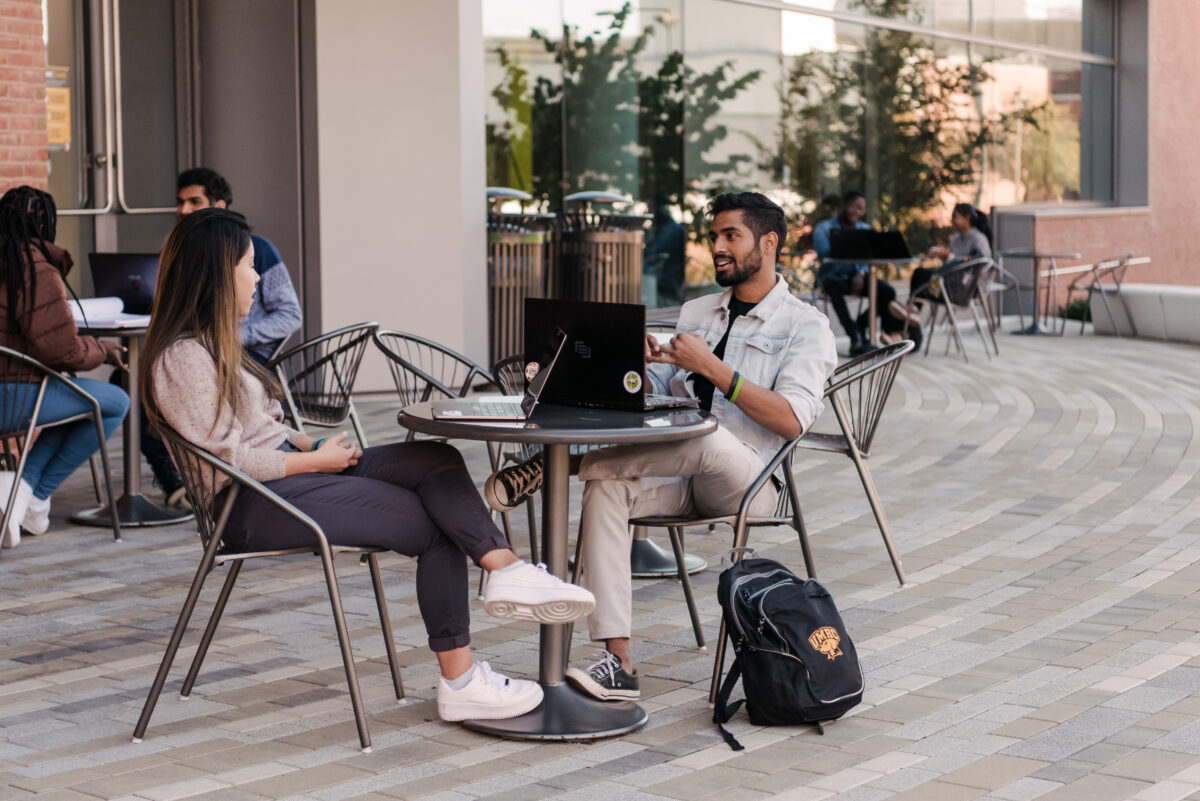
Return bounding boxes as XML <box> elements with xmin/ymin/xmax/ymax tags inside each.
<box><xmin>690</xmin><ymin>297</ymin><xmax>759</xmax><ymax>412</ymax></box>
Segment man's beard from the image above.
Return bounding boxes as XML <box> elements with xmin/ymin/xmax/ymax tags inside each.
<box><xmin>714</xmin><ymin>246</ymin><xmax>763</xmax><ymax>287</ymax></box>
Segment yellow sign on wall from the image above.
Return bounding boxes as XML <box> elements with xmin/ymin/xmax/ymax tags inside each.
<box><xmin>46</xmin><ymin>85</ymin><xmax>71</xmax><ymax>150</ymax></box>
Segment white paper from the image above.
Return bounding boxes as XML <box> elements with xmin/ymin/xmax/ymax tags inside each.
<box><xmin>69</xmin><ymin>297</ymin><xmax>150</xmax><ymax>328</ymax></box>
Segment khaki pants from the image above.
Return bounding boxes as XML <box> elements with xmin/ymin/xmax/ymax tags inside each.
<box><xmin>578</xmin><ymin>427</ymin><xmax>777</xmax><ymax>642</ymax></box>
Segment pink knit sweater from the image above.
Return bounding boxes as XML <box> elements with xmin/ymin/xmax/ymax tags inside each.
<box><xmin>152</xmin><ymin>337</ymin><xmax>300</xmax><ymax>491</ymax></box>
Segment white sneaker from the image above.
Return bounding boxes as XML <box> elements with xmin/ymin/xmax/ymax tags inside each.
<box><xmin>22</xmin><ymin>487</ymin><xmax>49</xmax><ymax>535</ymax></box>
<box><xmin>483</xmin><ymin>562</ymin><xmax>595</xmax><ymax>623</ymax></box>
<box><xmin>437</xmin><ymin>661</ymin><xmax>543</xmax><ymax>722</ymax></box>
<box><xmin>0</xmin><ymin>472</ymin><xmax>29</xmax><ymax>549</ymax></box>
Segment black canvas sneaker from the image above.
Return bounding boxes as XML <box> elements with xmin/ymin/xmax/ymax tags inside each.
<box><xmin>566</xmin><ymin>651</ymin><xmax>640</xmax><ymax>701</ymax></box>
<box><xmin>485</xmin><ymin>452</ymin><xmax>544</xmax><ymax>512</ymax></box>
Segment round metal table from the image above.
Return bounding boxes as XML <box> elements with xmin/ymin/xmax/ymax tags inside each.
<box><xmin>398</xmin><ymin>400</ymin><xmax>717</xmax><ymax>740</ymax></box>
<box><xmin>70</xmin><ymin>325</ymin><xmax>194</xmax><ymax>528</ymax></box>
<box><xmin>999</xmin><ymin>249</ymin><xmax>1082</xmax><ymax>336</ymax></box>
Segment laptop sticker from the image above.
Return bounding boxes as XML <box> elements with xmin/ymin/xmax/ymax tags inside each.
<box><xmin>623</xmin><ymin>371</ymin><xmax>642</xmax><ymax>393</ymax></box>
<box><xmin>525</xmin><ymin>361</ymin><xmax>540</xmax><ymax>381</ymax></box>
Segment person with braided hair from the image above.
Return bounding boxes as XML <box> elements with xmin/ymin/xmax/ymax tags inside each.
<box><xmin>0</xmin><ymin>186</ymin><xmax>129</xmax><ymax>547</ymax></box>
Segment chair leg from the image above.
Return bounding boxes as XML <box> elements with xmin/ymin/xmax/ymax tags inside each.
<box><xmin>525</xmin><ymin>495</ymin><xmax>540</xmax><ymax>565</ymax></box>
<box><xmin>968</xmin><ymin>301</ymin><xmax>993</xmax><ymax>361</ymax></box>
<box><xmin>180</xmin><ymin>561</ymin><xmax>242</xmax><ymax>698</ymax></box>
<box><xmin>709</xmin><ymin>618</ymin><xmax>731</xmax><ymax>704</ymax></box>
<box><xmin>133</xmin><ymin>557</ymin><xmax>214</xmax><ymax>742</ymax></box>
<box><xmin>367</xmin><ymin>553</ymin><xmax>405</xmax><ymax>701</ymax></box>
<box><xmin>93</xmin><ymin>411</ymin><xmax>121</xmax><ymax>542</ymax></box>
<box><xmin>848</xmin><ymin>448</ymin><xmax>906</xmax><ymax>586</ymax></box>
<box><xmin>318</xmin><ymin>548</ymin><xmax>372</xmax><ymax>752</ymax></box>
<box><xmin>946</xmin><ymin>305</ymin><xmax>969</xmax><ymax>363</ymax></box>
<box><xmin>88</xmin><ymin>454</ymin><xmax>103</xmax><ymax>504</ymax></box>
<box><xmin>924</xmin><ymin>304</ymin><xmax>938</xmax><ymax>356</ymax></box>
<box><xmin>668</xmin><ymin>526</ymin><xmax>705</xmax><ymax>649</ymax></box>
<box><xmin>788</xmin><ymin>488</ymin><xmax>817</xmax><ymax>580</ymax></box>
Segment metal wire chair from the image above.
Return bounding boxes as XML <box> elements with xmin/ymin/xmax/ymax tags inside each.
<box><xmin>905</xmin><ymin>257</ymin><xmax>995</xmax><ymax>362</ymax></box>
<box><xmin>132</xmin><ymin>426</ymin><xmax>404</xmax><ymax>753</ymax></box>
<box><xmin>0</xmin><ymin>346</ymin><xmax>121</xmax><ymax>546</ymax></box>
<box><xmin>373</xmin><ymin>330</ymin><xmax>496</xmax><ymax>441</ymax></box>
<box><xmin>268</xmin><ymin>323</ymin><xmax>378</xmax><ymax>447</ymax></box>
<box><xmin>1065</xmin><ymin>253</ymin><xmax>1147</xmax><ymax>337</ymax></box>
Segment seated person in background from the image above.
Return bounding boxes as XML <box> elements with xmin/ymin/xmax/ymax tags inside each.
<box><xmin>141</xmin><ymin>208</ymin><xmax>597</xmax><ymax>722</ymax></box>
<box><xmin>485</xmin><ymin>192</ymin><xmax>837</xmax><ymax>699</ymax></box>
<box><xmin>175</xmin><ymin>167</ymin><xmax>302</xmax><ymax>364</ymax></box>
<box><xmin>0</xmin><ymin>187</ymin><xmax>129</xmax><ymax>547</ymax></box>
<box><xmin>812</xmin><ymin>191</ymin><xmax>910</xmax><ymax>354</ymax></box>
<box><xmin>905</xmin><ymin>202</ymin><xmax>993</xmax><ymax>316</ymax></box>
<box><xmin>129</xmin><ymin>167</ymin><xmax>307</xmax><ymax>509</ymax></box>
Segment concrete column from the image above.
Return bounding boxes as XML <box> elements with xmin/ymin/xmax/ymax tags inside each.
<box><xmin>315</xmin><ymin>0</ymin><xmax>486</xmax><ymax>390</ymax></box>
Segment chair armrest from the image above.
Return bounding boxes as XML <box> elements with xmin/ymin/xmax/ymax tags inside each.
<box><xmin>731</xmin><ymin>435</ymin><xmax>803</xmax><ymax>530</ymax></box>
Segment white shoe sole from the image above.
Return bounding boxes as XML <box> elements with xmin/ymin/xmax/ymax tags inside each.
<box><xmin>483</xmin><ymin>594</ymin><xmax>595</xmax><ymax>624</ymax></box>
<box><xmin>438</xmin><ymin>685</ymin><xmax>543</xmax><ymax>722</ymax></box>
<box><xmin>565</xmin><ymin>667</ymin><xmax>640</xmax><ymax>701</ymax></box>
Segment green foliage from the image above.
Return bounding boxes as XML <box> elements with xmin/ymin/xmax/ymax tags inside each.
<box><xmin>763</xmin><ymin>0</ymin><xmax>1009</xmax><ymax>253</ymax></box>
<box><xmin>485</xmin><ymin>3</ymin><xmax>762</xmax><ymax>211</ymax></box>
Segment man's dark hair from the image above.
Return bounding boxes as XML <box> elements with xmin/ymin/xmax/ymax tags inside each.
<box><xmin>706</xmin><ymin>192</ymin><xmax>787</xmax><ymax>247</ymax></box>
<box><xmin>841</xmin><ymin>190</ymin><xmax>865</xmax><ymax>207</ymax></box>
<box><xmin>177</xmin><ymin>167</ymin><xmax>233</xmax><ymax>207</ymax></box>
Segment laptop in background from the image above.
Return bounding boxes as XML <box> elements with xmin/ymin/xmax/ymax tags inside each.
<box><xmin>828</xmin><ymin>229</ymin><xmax>912</xmax><ymax>261</ymax></box>
<box><xmin>431</xmin><ymin>327</ymin><xmax>567</xmax><ymax>421</ymax></box>
<box><xmin>525</xmin><ymin>298</ymin><xmax>698</xmax><ymax>413</ymax></box>
<box><xmin>88</xmin><ymin>253</ymin><xmax>159</xmax><ymax>315</ymax></box>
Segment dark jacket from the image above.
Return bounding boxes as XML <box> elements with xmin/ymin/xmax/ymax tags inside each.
<box><xmin>0</xmin><ymin>241</ymin><xmax>111</xmax><ymax>377</ymax></box>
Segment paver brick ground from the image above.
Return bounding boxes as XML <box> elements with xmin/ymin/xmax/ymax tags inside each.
<box><xmin>2</xmin><ymin>324</ymin><xmax>1200</xmax><ymax>800</ymax></box>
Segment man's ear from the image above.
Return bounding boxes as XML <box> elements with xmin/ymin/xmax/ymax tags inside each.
<box><xmin>762</xmin><ymin>231</ymin><xmax>779</xmax><ymax>257</ymax></box>
<box><xmin>214</xmin><ymin>199</ymin><xmax>227</xmax><ymax>209</ymax></box>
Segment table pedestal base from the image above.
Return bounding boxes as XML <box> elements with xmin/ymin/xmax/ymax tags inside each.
<box><xmin>461</xmin><ymin>682</ymin><xmax>647</xmax><ymax>741</ymax></box>
<box><xmin>71</xmin><ymin>493</ymin><xmax>194</xmax><ymax>528</ymax></box>
<box><xmin>630</xmin><ymin>537</ymin><xmax>707</xmax><ymax>578</ymax></box>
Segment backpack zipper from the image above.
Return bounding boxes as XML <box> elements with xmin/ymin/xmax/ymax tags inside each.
<box><xmin>730</xmin><ymin>569</ymin><xmax>794</xmax><ymax>639</ymax></box>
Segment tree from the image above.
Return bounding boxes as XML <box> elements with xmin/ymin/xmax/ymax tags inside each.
<box><xmin>762</xmin><ymin>0</ymin><xmax>1009</xmax><ymax>252</ymax></box>
<box><xmin>485</xmin><ymin>3</ymin><xmax>763</xmax><ymax>211</ymax></box>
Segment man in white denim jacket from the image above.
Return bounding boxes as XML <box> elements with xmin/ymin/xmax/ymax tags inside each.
<box><xmin>562</xmin><ymin>192</ymin><xmax>838</xmax><ymax>700</ymax></box>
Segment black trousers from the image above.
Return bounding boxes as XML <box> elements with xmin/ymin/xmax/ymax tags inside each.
<box><xmin>823</xmin><ymin>275</ymin><xmax>900</xmax><ymax>338</ymax></box>
<box><xmin>221</xmin><ymin>441</ymin><xmax>510</xmax><ymax>652</ymax></box>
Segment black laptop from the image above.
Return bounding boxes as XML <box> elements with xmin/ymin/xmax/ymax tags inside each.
<box><xmin>525</xmin><ymin>298</ymin><xmax>698</xmax><ymax>413</ymax></box>
<box><xmin>828</xmin><ymin>229</ymin><xmax>912</xmax><ymax>261</ymax></box>
<box><xmin>88</xmin><ymin>253</ymin><xmax>159</xmax><ymax>314</ymax></box>
<box><xmin>431</xmin><ymin>327</ymin><xmax>567</xmax><ymax>421</ymax></box>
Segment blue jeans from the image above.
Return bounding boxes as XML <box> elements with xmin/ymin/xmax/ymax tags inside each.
<box><xmin>2</xmin><ymin>378</ymin><xmax>129</xmax><ymax>500</ymax></box>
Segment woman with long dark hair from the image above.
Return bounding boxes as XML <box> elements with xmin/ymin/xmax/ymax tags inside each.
<box><xmin>0</xmin><ymin>186</ymin><xmax>129</xmax><ymax>548</ymax></box>
<box><xmin>140</xmin><ymin>208</ymin><xmax>594</xmax><ymax>722</ymax></box>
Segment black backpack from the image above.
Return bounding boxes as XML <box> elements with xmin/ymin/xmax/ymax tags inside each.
<box><xmin>713</xmin><ymin>551</ymin><xmax>864</xmax><ymax>750</ymax></box>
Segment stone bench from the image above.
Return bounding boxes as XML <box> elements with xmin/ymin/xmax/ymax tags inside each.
<box><xmin>1090</xmin><ymin>282</ymin><xmax>1200</xmax><ymax>343</ymax></box>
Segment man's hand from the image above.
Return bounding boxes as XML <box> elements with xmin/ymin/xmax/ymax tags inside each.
<box><xmin>312</xmin><ymin>432</ymin><xmax>361</xmax><ymax>474</ymax></box>
<box><xmin>650</xmin><ymin>332</ymin><xmax>723</xmax><ymax>380</ymax></box>
<box><xmin>644</xmin><ymin>332</ymin><xmax>664</xmax><ymax>361</ymax></box>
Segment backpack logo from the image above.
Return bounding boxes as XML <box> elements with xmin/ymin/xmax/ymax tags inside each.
<box><xmin>808</xmin><ymin>626</ymin><xmax>843</xmax><ymax>660</ymax></box>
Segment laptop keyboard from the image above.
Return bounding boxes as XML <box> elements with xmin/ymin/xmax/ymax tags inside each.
<box><xmin>456</xmin><ymin>400</ymin><xmax>524</xmax><ymax>418</ymax></box>
<box><xmin>645</xmin><ymin>393</ymin><xmax>698</xmax><ymax>409</ymax></box>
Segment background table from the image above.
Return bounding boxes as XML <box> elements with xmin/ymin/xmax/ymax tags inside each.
<box><xmin>999</xmin><ymin>249</ymin><xmax>1082</xmax><ymax>336</ymax></box>
<box><xmin>398</xmin><ymin>400</ymin><xmax>717</xmax><ymax>740</ymax></box>
<box><xmin>821</xmin><ymin>257</ymin><xmax>921</xmax><ymax>344</ymax></box>
<box><xmin>71</xmin><ymin>325</ymin><xmax>194</xmax><ymax>528</ymax></box>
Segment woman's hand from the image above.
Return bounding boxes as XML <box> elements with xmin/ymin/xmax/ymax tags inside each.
<box><xmin>103</xmin><ymin>341</ymin><xmax>128</xmax><ymax>372</ymax></box>
<box><xmin>929</xmin><ymin>245</ymin><xmax>950</xmax><ymax>261</ymax></box>
<box><xmin>311</xmin><ymin>432</ymin><xmax>361</xmax><ymax>473</ymax></box>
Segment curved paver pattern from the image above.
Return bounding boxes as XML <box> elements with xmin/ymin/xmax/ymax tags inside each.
<box><xmin>1</xmin><ymin>329</ymin><xmax>1199</xmax><ymax>801</ymax></box>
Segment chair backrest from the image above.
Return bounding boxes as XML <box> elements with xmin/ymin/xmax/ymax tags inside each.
<box><xmin>270</xmin><ymin>323</ymin><xmax>378</xmax><ymax>426</ymax></box>
<box><xmin>492</xmin><ymin>355</ymin><xmax>526</xmax><ymax>396</ymax></box>
<box><xmin>938</xmin><ymin>256</ymin><xmax>992</xmax><ymax>307</ymax></box>
<box><xmin>374</xmin><ymin>330</ymin><xmax>493</xmax><ymax>404</ymax></box>
<box><xmin>824</xmin><ymin>340</ymin><xmax>914</xmax><ymax>456</ymax></box>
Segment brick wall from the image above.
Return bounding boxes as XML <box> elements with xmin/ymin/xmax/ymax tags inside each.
<box><xmin>0</xmin><ymin>0</ymin><xmax>47</xmax><ymax>193</ymax></box>
<box><xmin>1033</xmin><ymin>209</ymin><xmax>1154</xmax><ymax>276</ymax></box>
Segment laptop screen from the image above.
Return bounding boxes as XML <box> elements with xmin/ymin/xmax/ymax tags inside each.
<box><xmin>88</xmin><ymin>253</ymin><xmax>160</xmax><ymax>315</ymax></box>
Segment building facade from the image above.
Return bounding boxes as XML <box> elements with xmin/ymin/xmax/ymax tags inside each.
<box><xmin>0</xmin><ymin>0</ymin><xmax>1192</xmax><ymax>387</ymax></box>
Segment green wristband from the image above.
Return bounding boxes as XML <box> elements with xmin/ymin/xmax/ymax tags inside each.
<box><xmin>728</xmin><ymin>373</ymin><xmax>745</xmax><ymax>403</ymax></box>
<box><xmin>312</xmin><ymin>437</ymin><xmax>328</xmax><ymax>451</ymax></box>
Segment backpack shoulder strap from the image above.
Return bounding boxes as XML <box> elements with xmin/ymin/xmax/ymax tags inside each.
<box><xmin>712</xmin><ymin>657</ymin><xmax>746</xmax><ymax>751</ymax></box>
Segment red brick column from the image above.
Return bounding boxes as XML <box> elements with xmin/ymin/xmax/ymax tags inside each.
<box><xmin>0</xmin><ymin>0</ymin><xmax>48</xmax><ymax>193</ymax></box>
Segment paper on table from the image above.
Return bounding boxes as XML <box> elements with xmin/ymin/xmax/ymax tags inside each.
<box><xmin>69</xmin><ymin>297</ymin><xmax>151</xmax><ymax>328</ymax></box>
